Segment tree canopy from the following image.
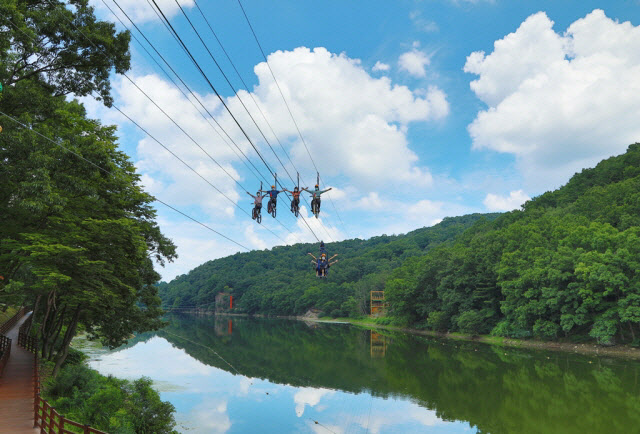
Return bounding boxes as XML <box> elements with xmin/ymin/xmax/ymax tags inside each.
<box><xmin>1</xmin><ymin>0</ymin><xmax>175</xmax><ymax>375</ymax></box>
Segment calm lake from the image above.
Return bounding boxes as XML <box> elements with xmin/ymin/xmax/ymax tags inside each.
<box><xmin>74</xmin><ymin>314</ymin><xmax>640</xmax><ymax>433</ymax></box>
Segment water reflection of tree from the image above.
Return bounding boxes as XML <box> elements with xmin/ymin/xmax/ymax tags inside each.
<box><xmin>156</xmin><ymin>314</ymin><xmax>640</xmax><ymax>434</ymax></box>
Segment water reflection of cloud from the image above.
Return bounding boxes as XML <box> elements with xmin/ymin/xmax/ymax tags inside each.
<box><xmin>89</xmin><ymin>336</ymin><xmax>213</xmax><ymax>380</ymax></box>
<box><xmin>178</xmin><ymin>398</ymin><xmax>232</xmax><ymax>434</ymax></box>
<box><xmin>357</xmin><ymin>401</ymin><xmax>444</xmax><ymax>434</ymax></box>
<box><xmin>294</xmin><ymin>388</ymin><xmax>335</xmax><ymax>417</ymax></box>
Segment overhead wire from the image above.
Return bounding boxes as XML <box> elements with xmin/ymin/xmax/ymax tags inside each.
<box><xmin>0</xmin><ymin>110</ymin><xmax>251</xmax><ymax>251</ymax></box>
<box><xmin>190</xmin><ymin>0</ymin><xmax>337</xmax><ymax>243</ymax></box>
<box><xmin>149</xmin><ymin>0</ymin><xmax>321</xmax><ymax>242</ymax></box>
<box><xmin>166</xmin><ymin>0</ymin><xmax>327</xmax><ymax>242</ymax></box>
<box><xmin>105</xmin><ymin>0</ymin><xmax>267</xmax><ymax>186</ymax></box>
<box><xmin>26</xmin><ymin>3</ymin><xmax>296</xmax><ymax>245</ymax></box>
<box><xmin>235</xmin><ymin>0</ymin><xmax>347</xmax><ymax>232</ymax></box>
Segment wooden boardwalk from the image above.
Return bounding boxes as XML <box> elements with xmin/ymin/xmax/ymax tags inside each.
<box><xmin>0</xmin><ymin>314</ymin><xmax>38</xmax><ymax>433</ymax></box>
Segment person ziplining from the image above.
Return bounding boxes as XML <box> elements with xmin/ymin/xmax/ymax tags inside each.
<box><xmin>261</xmin><ymin>185</ymin><xmax>283</xmax><ymax>218</ymax></box>
<box><xmin>283</xmin><ymin>185</ymin><xmax>307</xmax><ymax>217</ymax></box>
<box><xmin>248</xmin><ymin>172</ymin><xmax>334</xmax><ymax>224</ymax></box>
<box><xmin>307</xmin><ymin>184</ymin><xmax>332</xmax><ymax>218</ymax></box>
<box><xmin>308</xmin><ymin>242</ymin><xmax>338</xmax><ymax>277</ymax></box>
<box><xmin>247</xmin><ymin>191</ymin><xmax>266</xmax><ymax>223</ymax></box>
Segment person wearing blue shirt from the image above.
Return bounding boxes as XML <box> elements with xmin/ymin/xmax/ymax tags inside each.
<box><xmin>261</xmin><ymin>185</ymin><xmax>282</xmax><ymax>214</ymax></box>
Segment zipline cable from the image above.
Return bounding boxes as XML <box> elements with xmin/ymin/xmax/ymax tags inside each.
<box><xmin>150</xmin><ymin>0</ymin><xmax>320</xmax><ymax>242</ymax></box>
<box><xmin>235</xmin><ymin>0</ymin><xmax>347</xmax><ymax>231</ymax></box>
<box><xmin>105</xmin><ymin>0</ymin><xmax>266</xmax><ymax>186</ymax></box>
<box><xmin>190</xmin><ymin>0</ymin><xmax>337</xmax><ymax>243</ymax></box>
<box><xmin>163</xmin><ymin>0</ymin><xmax>325</xmax><ymax>243</ymax></box>
<box><xmin>38</xmin><ymin>2</ymin><xmax>300</xmax><ymax>244</ymax></box>
<box><xmin>106</xmin><ymin>0</ymin><xmax>271</xmax><ymax>187</ymax></box>
<box><xmin>0</xmin><ymin>110</ymin><xmax>251</xmax><ymax>251</ymax></box>
<box><xmin>15</xmin><ymin>6</ymin><xmax>297</xmax><ymax>245</ymax></box>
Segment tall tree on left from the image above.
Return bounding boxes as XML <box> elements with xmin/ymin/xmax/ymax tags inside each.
<box><xmin>0</xmin><ymin>1</ymin><xmax>177</xmax><ymax>375</ymax></box>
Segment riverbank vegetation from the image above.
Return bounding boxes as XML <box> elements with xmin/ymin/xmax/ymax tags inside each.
<box><xmin>161</xmin><ymin>144</ymin><xmax>640</xmax><ymax>346</ymax></box>
<box><xmin>41</xmin><ymin>350</ymin><xmax>177</xmax><ymax>434</ymax></box>
<box><xmin>0</xmin><ymin>1</ymin><xmax>176</xmax><ymax>375</ymax></box>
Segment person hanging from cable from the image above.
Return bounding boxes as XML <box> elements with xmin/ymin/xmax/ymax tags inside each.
<box><xmin>308</xmin><ymin>251</ymin><xmax>338</xmax><ymax>277</ymax></box>
<box><xmin>283</xmin><ymin>185</ymin><xmax>307</xmax><ymax>217</ymax></box>
<box><xmin>247</xmin><ymin>191</ymin><xmax>266</xmax><ymax>223</ymax></box>
<box><xmin>307</xmin><ymin>184</ymin><xmax>332</xmax><ymax>218</ymax></box>
<box><xmin>261</xmin><ymin>185</ymin><xmax>283</xmax><ymax>218</ymax></box>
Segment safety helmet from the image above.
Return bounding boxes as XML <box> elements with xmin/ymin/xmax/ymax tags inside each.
<box><xmin>271</xmin><ymin>185</ymin><xmax>275</xmax><ymax>189</ymax></box>
<box><xmin>315</xmin><ymin>184</ymin><xmax>319</xmax><ymax>188</ymax></box>
<box><xmin>321</xmin><ymin>253</ymin><xmax>326</xmax><ymax>259</ymax></box>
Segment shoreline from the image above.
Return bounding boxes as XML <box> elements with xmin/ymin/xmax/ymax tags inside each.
<box><xmin>306</xmin><ymin>317</ymin><xmax>640</xmax><ymax>360</ymax></box>
<box><xmin>182</xmin><ymin>310</ymin><xmax>640</xmax><ymax>360</ymax></box>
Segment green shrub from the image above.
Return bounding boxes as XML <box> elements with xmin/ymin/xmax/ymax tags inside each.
<box><xmin>456</xmin><ymin>310</ymin><xmax>485</xmax><ymax>336</ymax></box>
<box><xmin>427</xmin><ymin>311</ymin><xmax>449</xmax><ymax>332</ymax></box>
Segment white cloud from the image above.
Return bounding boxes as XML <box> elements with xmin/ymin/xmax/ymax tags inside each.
<box><xmin>465</xmin><ymin>10</ymin><xmax>640</xmax><ymax>190</ymax></box>
<box><xmin>245</xmin><ymin>47</ymin><xmax>447</xmax><ymax>189</ymax></box>
<box><xmin>91</xmin><ymin>0</ymin><xmax>195</xmax><ymax>24</ymax></box>
<box><xmin>398</xmin><ymin>46</ymin><xmax>431</xmax><ymax>78</ymax></box>
<box><xmin>294</xmin><ymin>388</ymin><xmax>334</xmax><ymax>417</ymax></box>
<box><xmin>409</xmin><ymin>11</ymin><xmax>439</xmax><ymax>33</ymax></box>
<box><xmin>483</xmin><ymin>190</ymin><xmax>530</xmax><ymax>211</ymax></box>
<box><xmin>372</xmin><ymin>61</ymin><xmax>390</xmax><ymax>72</ymax></box>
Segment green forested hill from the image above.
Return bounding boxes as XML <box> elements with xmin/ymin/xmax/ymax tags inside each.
<box><xmin>161</xmin><ymin>144</ymin><xmax>640</xmax><ymax>345</ymax></box>
<box><xmin>158</xmin><ymin>212</ymin><xmax>500</xmax><ymax>316</ymax></box>
<box><xmin>386</xmin><ymin>143</ymin><xmax>640</xmax><ymax>344</ymax></box>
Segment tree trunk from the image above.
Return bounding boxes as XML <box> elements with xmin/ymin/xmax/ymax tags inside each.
<box><xmin>47</xmin><ymin>306</ymin><xmax>67</xmax><ymax>361</ymax></box>
<box><xmin>39</xmin><ymin>291</ymin><xmax>55</xmax><ymax>359</ymax></box>
<box><xmin>26</xmin><ymin>294</ymin><xmax>41</xmax><ymax>337</ymax></box>
<box><xmin>630</xmin><ymin>322</ymin><xmax>636</xmax><ymax>342</ymax></box>
<box><xmin>52</xmin><ymin>306</ymin><xmax>81</xmax><ymax>377</ymax></box>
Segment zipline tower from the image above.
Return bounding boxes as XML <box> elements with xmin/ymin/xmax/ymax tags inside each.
<box><xmin>370</xmin><ymin>291</ymin><xmax>387</xmax><ymax>316</ymax></box>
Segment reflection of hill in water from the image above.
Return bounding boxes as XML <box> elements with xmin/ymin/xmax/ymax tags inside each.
<box><xmin>156</xmin><ymin>313</ymin><xmax>640</xmax><ymax>434</ymax></box>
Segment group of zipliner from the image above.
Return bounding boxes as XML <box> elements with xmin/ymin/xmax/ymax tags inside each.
<box><xmin>308</xmin><ymin>241</ymin><xmax>338</xmax><ymax>278</ymax></box>
<box><xmin>247</xmin><ymin>174</ymin><xmax>337</xmax><ymax>278</ymax></box>
<box><xmin>246</xmin><ymin>173</ymin><xmax>332</xmax><ymax>223</ymax></box>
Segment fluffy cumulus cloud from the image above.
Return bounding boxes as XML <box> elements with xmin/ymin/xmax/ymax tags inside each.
<box><xmin>483</xmin><ymin>190</ymin><xmax>530</xmax><ymax>211</ymax></box>
<box><xmin>243</xmin><ymin>46</ymin><xmax>448</xmax><ymax>189</ymax></box>
<box><xmin>465</xmin><ymin>10</ymin><xmax>640</xmax><ymax>190</ymax></box>
<box><xmin>91</xmin><ymin>0</ymin><xmax>195</xmax><ymax>24</ymax></box>
<box><xmin>398</xmin><ymin>44</ymin><xmax>431</xmax><ymax>78</ymax></box>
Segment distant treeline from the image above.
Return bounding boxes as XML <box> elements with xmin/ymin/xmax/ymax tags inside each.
<box><xmin>158</xmin><ymin>213</ymin><xmax>498</xmax><ymax>316</ymax></box>
<box><xmin>160</xmin><ymin>144</ymin><xmax>640</xmax><ymax>345</ymax></box>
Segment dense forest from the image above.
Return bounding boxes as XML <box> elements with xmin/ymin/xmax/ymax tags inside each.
<box><xmin>0</xmin><ymin>1</ymin><xmax>175</xmax><ymax>374</ymax></box>
<box><xmin>158</xmin><ymin>213</ymin><xmax>499</xmax><ymax>316</ymax></box>
<box><xmin>161</xmin><ymin>144</ymin><xmax>640</xmax><ymax>345</ymax></box>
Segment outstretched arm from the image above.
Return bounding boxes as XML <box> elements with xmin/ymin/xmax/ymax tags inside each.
<box><xmin>329</xmin><ymin>254</ymin><xmax>338</xmax><ymax>261</ymax></box>
<box><xmin>247</xmin><ymin>192</ymin><xmax>256</xmax><ymax>199</ymax></box>
<box><xmin>307</xmin><ymin>253</ymin><xmax>317</xmax><ymax>260</ymax></box>
<box><xmin>319</xmin><ymin>187</ymin><xmax>333</xmax><ymax>195</ymax></box>
<box><xmin>329</xmin><ymin>260</ymin><xmax>338</xmax><ymax>266</ymax></box>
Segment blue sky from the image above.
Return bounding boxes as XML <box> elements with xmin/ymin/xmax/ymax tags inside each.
<box><xmin>82</xmin><ymin>0</ymin><xmax>640</xmax><ymax>280</ymax></box>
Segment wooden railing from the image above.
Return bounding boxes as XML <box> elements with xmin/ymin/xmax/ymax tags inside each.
<box><xmin>0</xmin><ymin>334</ymin><xmax>10</xmax><ymax>377</ymax></box>
<box><xmin>0</xmin><ymin>306</ymin><xmax>26</xmax><ymax>335</ymax></box>
<box><xmin>20</xmin><ymin>324</ymin><xmax>106</xmax><ymax>434</ymax></box>
<box><xmin>18</xmin><ymin>315</ymin><xmax>37</xmax><ymax>353</ymax></box>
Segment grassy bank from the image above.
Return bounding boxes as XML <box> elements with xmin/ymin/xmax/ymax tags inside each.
<box><xmin>304</xmin><ymin>315</ymin><xmax>640</xmax><ymax>360</ymax></box>
<box><xmin>0</xmin><ymin>305</ymin><xmax>19</xmax><ymax>325</ymax></box>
